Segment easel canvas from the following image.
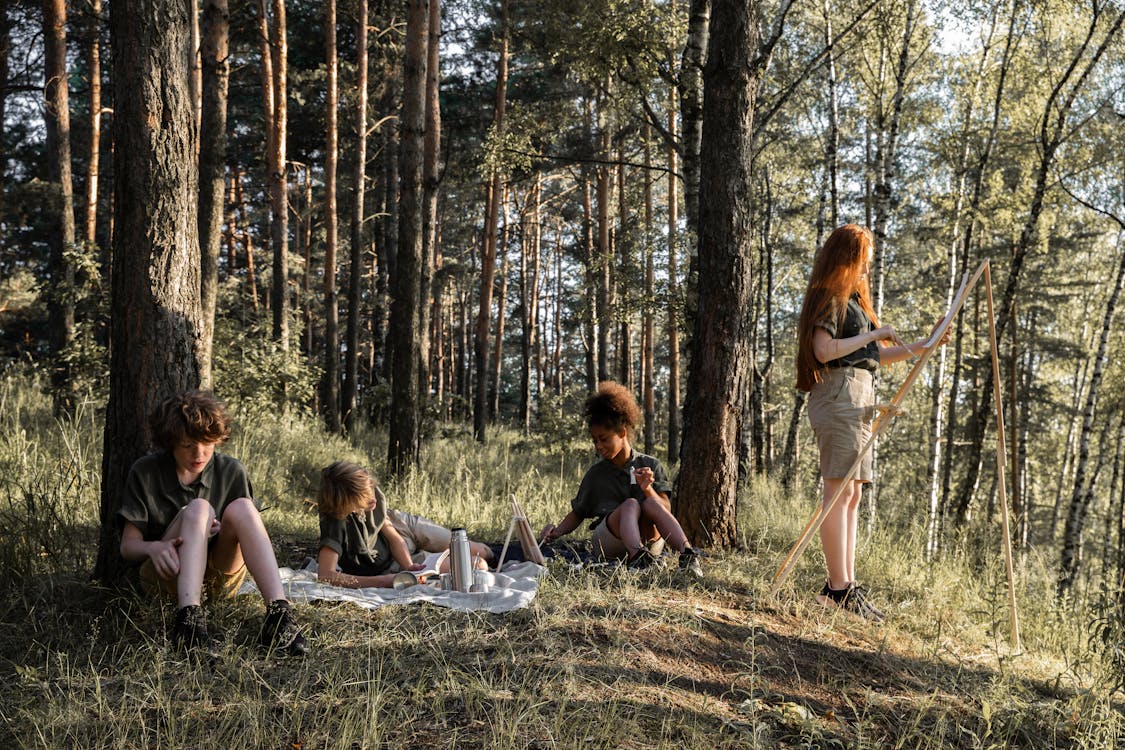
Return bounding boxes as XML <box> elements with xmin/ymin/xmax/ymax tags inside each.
<box><xmin>496</xmin><ymin>494</ymin><xmax>545</xmax><ymax>570</ymax></box>
<box><xmin>770</xmin><ymin>259</ymin><xmax>1021</xmax><ymax>652</ymax></box>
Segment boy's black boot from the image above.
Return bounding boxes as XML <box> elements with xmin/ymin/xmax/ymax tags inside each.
<box><xmin>678</xmin><ymin>546</ymin><xmax>703</xmax><ymax>578</ymax></box>
<box><xmin>260</xmin><ymin>600</ymin><xmax>308</xmax><ymax>656</ymax></box>
<box><xmin>172</xmin><ymin>604</ymin><xmax>213</xmax><ymax>652</ymax></box>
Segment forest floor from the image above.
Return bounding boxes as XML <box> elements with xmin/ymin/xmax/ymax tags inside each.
<box><xmin>0</xmin><ymin>383</ymin><xmax>1122</xmax><ymax>748</ymax></box>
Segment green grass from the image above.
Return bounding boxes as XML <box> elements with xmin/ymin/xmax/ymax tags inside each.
<box><xmin>0</xmin><ymin>372</ymin><xmax>1121</xmax><ymax>748</ymax></box>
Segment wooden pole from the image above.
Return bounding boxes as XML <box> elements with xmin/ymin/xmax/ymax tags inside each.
<box><xmin>770</xmin><ymin>260</ymin><xmax>988</xmax><ymax>595</ymax></box>
<box><xmin>983</xmin><ymin>262</ymin><xmax>1022</xmax><ymax>653</ymax></box>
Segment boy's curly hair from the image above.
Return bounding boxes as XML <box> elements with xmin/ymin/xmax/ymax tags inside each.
<box><xmin>148</xmin><ymin>390</ymin><xmax>232</xmax><ymax>451</ymax></box>
<box><xmin>584</xmin><ymin>381</ymin><xmax>641</xmax><ymax>434</ymax></box>
<box><xmin>318</xmin><ymin>461</ymin><xmax>376</xmax><ymax>519</ymax></box>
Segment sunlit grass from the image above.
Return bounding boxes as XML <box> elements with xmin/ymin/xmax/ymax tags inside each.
<box><xmin>0</xmin><ymin>371</ymin><xmax>1121</xmax><ymax>748</ymax></box>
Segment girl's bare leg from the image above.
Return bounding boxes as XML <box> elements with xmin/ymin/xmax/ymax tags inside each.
<box><xmin>607</xmin><ymin>498</ymin><xmax>645</xmax><ymax>553</ymax></box>
<box><xmin>820</xmin><ymin>478</ymin><xmax>860</xmax><ymax>589</ymax></box>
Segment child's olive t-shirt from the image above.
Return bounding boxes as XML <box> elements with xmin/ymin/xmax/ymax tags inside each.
<box><xmin>816</xmin><ymin>293</ymin><xmax>880</xmax><ymax>371</ymax></box>
<box><xmin>318</xmin><ymin>486</ymin><xmax>394</xmax><ymax>576</ymax></box>
<box><xmin>117</xmin><ymin>451</ymin><xmax>256</xmax><ymax>540</ymax></box>
<box><xmin>570</xmin><ymin>451</ymin><xmax>672</xmax><ymax>521</ymax></box>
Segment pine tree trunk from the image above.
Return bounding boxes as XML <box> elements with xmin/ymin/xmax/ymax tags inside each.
<box><xmin>418</xmin><ymin>0</ymin><xmax>441</xmax><ymax>417</ymax></box>
<box><xmin>267</xmin><ymin>0</ymin><xmax>289</xmax><ymax>347</ymax></box>
<box><xmin>616</xmin><ymin>156</ymin><xmax>632</xmax><ymax>390</ymax></box>
<box><xmin>97</xmin><ymin>0</ymin><xmax>202</xmax><ymax>583</ymax></box>
<box><xmin>234</xmin><ymin>171</ymin><xmax>259</xmax><ymax>311</ymax></box>
<box><xmin>0</xmin><ymin>1</ymin><xmax>9</xmax><ymax>238</ymax></box>
<box><xmin>490</xmin><ymin>194</ymin><xmax>509</xmax><ymax>419</ymax></box>
<box><xmin>322</xmin><ymin>0</ymin><xmax>341</xmax><ymax>432</ymax></box>
<box><xmin>343</xmin><ymin>0</ymin><xmax>369</xmax><ymax>432</ymax></box>
<box><xmin>642</xmin><ymin>126</ymin><xmax>655</xmax><ymax>455</ymax></box>
<box><xmin>473</xmin><ymin>0</ymin><xmax>508</xmax><ymax>443</ymax></box>
<box><xmin>83</xmin><ymin>0</ymin><xmax>102</xmax><ymax>247</ymax></box>
<box><xmin>675</xmin><ymin>0</ymin><xmax>758</xmax><ymax>549</ymax></box>
<box><xmin>198</xmin><ymin>0</ymin><xmax>229</xmax><ymax>389</ymax></box>
<box><xmin>43</xmin><ymin>0</ymin><xmax>76</xmax><ymax>416</ymax></box>
<box><xmin>666</xmin><ymin>91</ymin><xmax>681</xmax><ymax>464</ymax></box>
<box><xmin>596</xmin><ymin>132</ymin><xmax>612</xmax><ymax>383</ymax></box>
<box><xmin>387</xmin><ymin>0</ymin><xmax>428</xmax><ymax>472</ymax></box>
<box><xmin>582</xmin><ymin>171</ymin><xmax>598</xmax><ymax>391</ymax></box>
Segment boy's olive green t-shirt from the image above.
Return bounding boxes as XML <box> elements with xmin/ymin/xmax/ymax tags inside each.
<box><xmin>116</xmin><ymin>451</ymin><xmax>257</xmax><ymax>540</ymax></box>
<box><xmin>570</xmin><ymin>451</ymin><xmax>672</xmax><ymax>521</ymax></box>
<box><xmin>318</xmin><ymin>486</ymin><xmax>394</xmax><ymax>576</ymax></box>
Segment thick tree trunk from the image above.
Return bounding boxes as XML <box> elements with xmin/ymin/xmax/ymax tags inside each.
<box><xmin>343</xmin><ymin>0</ymin><xmax>369</xmax><ymax>432</ymax></box>
<box><xmin>674</xmin><ymin>0</ymin><xmax>758</xmax><ymax>549</ymax></box>
<box><xmin>473</xmin><ymin>0</ymin><xmax>508</xmax><ymax>443</ymax></box>
<box><xmin>43</xmin><ymin>0</ymin><xmax>76</xmax><ymax>416</ymax></box>
<box><xmin>198</xmin><ymin>0</ymin><xmax>229</xmax><ymax>389</ymax></box>
<box><xmin>322</xmin><ymin>0</ymin><xmax>341</xmax><ymax>432</ymax></box>
<box><xmin>388</xmin><ymin>0</ymin><xmax>428</xmax><ymax>472</ymax></box>
<box><xmin>97</xmin><ymin>0</ymin><xmax>202</xmax><ymax>583</ymax></box>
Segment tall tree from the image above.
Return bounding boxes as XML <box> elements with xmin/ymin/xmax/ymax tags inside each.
<box><xmin>261</xmin><ymin>0</ymin><xmax>290</xmax><ymax>347</ymax></box>
<box><xmin>83</xmin><ymin>0</ymin><xmax>103</xmax><ymax>248</ymax></box>
<box><xmin>418</xmin><ymin>0</ymin><xmax>441</xmax><ymax>414</ymax></box>
<box><xmin>343</xmin><ymin>0</ymin><xmax>369</xmax><ymax>432</ymax></box>
<box><xmin>676</xmin><ymin>0</ymin><xmax>775</xmax><ymax>548</ymax></box>
<box><xmin>953</xmin><ymin>4</ymin><xmax>1125</xmax><ymax>525</ymax></box>
<box><xmin>42</xmin><ymin>0</ymin><xmax>76</xmax><ymax>415</ymax></box>
<box><xmin>387</xmin><ymin>0</ymin><xmax>428</xmax><ymax>472</ymax></box>
<box><xmin>198</xmin><ymin>0</ymin><xmax>230</xmax><ymax>388</ymax></box>
<box><xmin>323</xmin><ymin>0</ymin><xmax>341</xmax><ymax>432</ymax></box>
<box><xmin>666</xmin><ymin>88</ymin><xmax>681</xmax><ymax>463</ymax></box>
<box><xmin>473</xmin><ymin>0</ymin><xmax>508</xmax><ymax>442</ymax></box>
<box><xmin>96</xmin><ymin>0</ymin><xmax>202</xmax><ymax>582</ymax></box>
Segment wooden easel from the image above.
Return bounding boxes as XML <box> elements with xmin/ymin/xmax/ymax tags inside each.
<box><xmin>495</xmin><ymin>494</ymin><xmax>546</xmax><ymax>570</ymax></box>
<box><xmin>770</xmin><ymin>259</ymin><xmax>1021</xmax><ymax>653</ymax></box>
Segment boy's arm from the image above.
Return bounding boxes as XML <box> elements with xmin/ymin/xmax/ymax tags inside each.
<box><xmin>380</xmin><ymin>523</ymin><xmax>419</xmax><ymax>571</ymax></box>
<box><xmin>120</xmin><ymin>521</ymin><xmax>182</xmax><ymax>580</ymax></box>
<box><xmin>316</xmin><ymin>547</ymin><xmax>397</xmax><ymax>589</ymax></box>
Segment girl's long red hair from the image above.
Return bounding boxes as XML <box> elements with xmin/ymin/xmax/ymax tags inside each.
<box><xmin>795</xmin><ymin>224</ymin><xmax>880</xmax><ymax>392</ymax></box>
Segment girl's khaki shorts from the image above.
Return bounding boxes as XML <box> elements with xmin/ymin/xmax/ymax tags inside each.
<box><xmin>807</xmin><ymin>367</ymin><xmax>875</xmax><ymax>482</ymax></box>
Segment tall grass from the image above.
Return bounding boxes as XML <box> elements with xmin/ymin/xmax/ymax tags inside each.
<box><xmin>0</xmin><ymin>372</ymin><xmax>1121</xmax><ymax>749</ymax></box>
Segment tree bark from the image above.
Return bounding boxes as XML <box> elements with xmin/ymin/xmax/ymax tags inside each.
<box><xmin>322</xmin><ymin>0</ymin><xmax>341</xmax><ymax>432</ymax></box>
<box><xmin>43</xmin><ymin>0</ymin><xmax>76</xmax><ymax>416</ymax></box>
<box><xmin>0</xmin><ymin>1</ymin><xmax>9</xmax><ymax>239</ymax></box>
<box><xmin>97</xmin><ymin>0</ymin><xmax>202</xmax><ymax>583</ymax></box>
<box><xmin>490</xmin><ymin>192</ymin><xmax>509</xmax><ymax>419</ymax></box>
<box><xmin>473</xmin><ymin>0</ymin><xmax>508</xmax><ymax>443</ymax></box>
<box><xmin>83</xmin><ymin>0</ymin><xmax>103</xmax><ymax>247</ymax></box>
<box><xmin>265</xmin><ymin>0</ymin><xmax>289</xmax><ymax>347</ymax></box>
<box><xmin>596</xmin><ymin>118</ymin><xmax>612</xmax><ymax>384</ymax></box>
<box><xmin>418</xmin><ymin>0</ymin><xmax>441</xmax><ymax>418</ymax></box>
<box><xmin>674</xmin><ymin>0</ymin><xmax>758</xmax><ymax>549</ymax></box>
<box><xmin>666</xmin><ymin>89</ymin><xmax>681</xmax><ymax>464</ymax></box>
<box><xmin>642</xmin><ymin>126</ymin><xmax>655</xmax><ymax>455</ymax></box>
<box><xmin>581</xmin><ymin>170</ymin><xmax>598</xmax><ymax>392</ymax></box>
<box><xmin>198</xmin><ymin>0</ymin><xmax>229</xmax><ymax>389</ymax></box>
<box><xmin>387</xmin><ymin>0</ymin><xmax>428</xmax><ymax>472</ymax></box>
<box><xmin>343</xmin><ymin>0</ymin><xmax>369</xmax><ymax>432</ymax></box>
<box><xmin>678</xmin><ymin>0</ymin><xmax>709</xmax><ymax>239</ymax></box>
<box><xmin>616</xmin><ymin>156</ymin><xmax>632</xmax><ymax>391</ymax></box>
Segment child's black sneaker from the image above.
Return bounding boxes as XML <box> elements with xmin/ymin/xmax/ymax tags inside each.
<box><xmin>678</xmin><ymin>546</ymin><xmax>703</xmax><ymax>578</ymax></box>
<box><xmin>815</xmin><ymin>579</ymin><xmax>885</xmax><ymax>622</ymax></box>
<box><xmin>260</xmin><ymin>600</ymin><xmax>308</xmax><ymax>656</ymax></box>
<box><xmin>626</xmin><ymin>547</ymin><xmax>657</xmax><ymax>571</ymax></box>
<box><xmin>172</xmin><ymin>604</ymin><xmax>213</xmax><ymax>652</ymax></box>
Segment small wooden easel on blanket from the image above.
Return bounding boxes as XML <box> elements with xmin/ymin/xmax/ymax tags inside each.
<box><xmin>495</xmin><ymin>494</ymin><xmax>545</xmax><ymax>570</ymax></box>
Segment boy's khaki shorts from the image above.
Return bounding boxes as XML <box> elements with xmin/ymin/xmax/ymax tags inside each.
<box><xmin>139</xmin><ymin>557</ymin><xmax>248</xmax><ymax>601</ymax></box>
<box><xmin>591</xmin><ymin>516</ymin><xmax>665</xmax><ymax>561</ymax></box>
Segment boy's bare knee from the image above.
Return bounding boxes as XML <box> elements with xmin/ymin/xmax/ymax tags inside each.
<box><xmin>220</xmin><ymin>497</ymin><xmax>260</xmax><ymax>526</ymax></box>
<box><xmin>183</xmin><ymin>497</ymin><xmax>215</xmax><ymax>524</ymax></box>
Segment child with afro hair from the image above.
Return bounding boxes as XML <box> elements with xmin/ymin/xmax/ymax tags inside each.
<box><xmin>540</xmin><ymin>381</ymin><xmax>702</xmax><ymax>575</ymax></box>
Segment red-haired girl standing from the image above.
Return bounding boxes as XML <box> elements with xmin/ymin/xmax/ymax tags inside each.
<box><xmin>796</xmin><ymin>224</ymin><xmax>947</xmax><ymax>620</ymax></box>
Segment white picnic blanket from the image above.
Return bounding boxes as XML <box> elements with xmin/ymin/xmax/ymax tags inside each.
<box><xmin>239</xmin><ymin>559</ymin><xmax>545</xmax><ymax>613</ymax></box>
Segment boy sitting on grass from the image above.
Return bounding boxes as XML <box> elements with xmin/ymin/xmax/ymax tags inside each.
<box><xmin>118</xmin><ymin>390</ymin><xmax>307</xmax><ymax>656</ymax></box>
<box><xmin>316</xmin><ymin>461</ymin><xmax>492</xmax><ymax>588</ymax></box>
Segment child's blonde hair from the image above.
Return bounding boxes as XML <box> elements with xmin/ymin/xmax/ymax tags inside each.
<box><xmin>318</xmin><ymin>461</ymin><xmax>375</xmax><ymax>519</ymax></box>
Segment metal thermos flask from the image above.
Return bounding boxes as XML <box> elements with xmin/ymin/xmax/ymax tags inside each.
<box><xmin>449</xmin><ymin>528</ymin><xmax>473</xmax><ymax>592</ymax></box>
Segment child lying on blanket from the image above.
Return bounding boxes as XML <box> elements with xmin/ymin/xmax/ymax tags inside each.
<box><xmin>316</xmin><ymin>461</ymin><xmax>492</xmax><ymax>588</ymax></box>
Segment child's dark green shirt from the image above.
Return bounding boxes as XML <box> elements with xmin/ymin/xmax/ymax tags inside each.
<box><xmin>570</xmin><ymin>451</ymin><xmax>672</xmax><ymax>521</ymax></box>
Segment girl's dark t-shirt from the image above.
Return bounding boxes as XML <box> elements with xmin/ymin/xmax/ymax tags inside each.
<box><xmin>571</xmin><ymin>451</ymin><xmax>673</xmax><ymax>521</ymax></box>
<box><xmin>816</xmin><ymin>293</ymin><xmax>879</xmax><ymax>371</ymax></box>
